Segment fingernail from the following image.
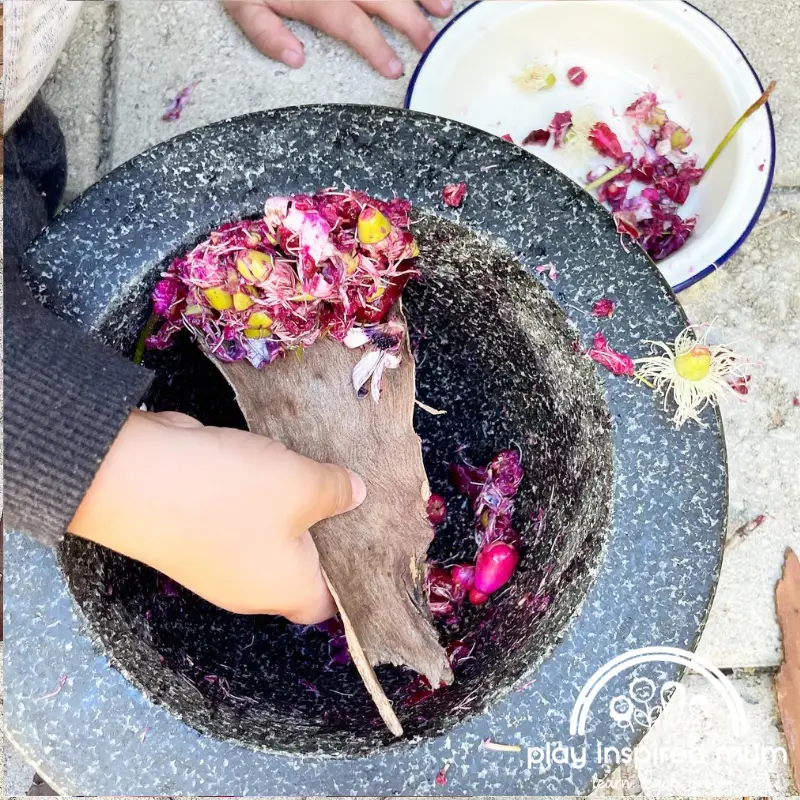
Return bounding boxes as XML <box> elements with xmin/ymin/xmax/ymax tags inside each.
<box><xmin>281</xmin><ymin>48</ymin><xmax>304</xmax><ymax>69</ymax></box>
<box><xmin>426</xmin><ymin>27</ymin><xmax>437</xmax><ymax>45</ymax></box>
<box><xmin>386</xmin><ymin>58</ymin><xmax>404</xmax><ymax>79</ymax></box>
<box><xmin>345</xmin><ymin>469</ymin><xmax>367</xmax><ymax>511</ymax></box>
<box><xmin>440</xmin><ymin>0</ymin><xmax>452</xmax><ymax>13</ymax></box>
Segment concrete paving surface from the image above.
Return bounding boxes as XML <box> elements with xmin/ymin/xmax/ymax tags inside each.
<box><xmin>2</xmin><ymin>0</ymin><xmax>799</xmax><ymax>795</ymax></box>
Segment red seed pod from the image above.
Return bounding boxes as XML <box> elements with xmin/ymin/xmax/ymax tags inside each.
<box><xmin>468</xmin><ymin>588</ymin><xmax>490</xmax><ymax>605</ymax></box>
<box><xmin>474</xmin><ymin>542</ymin><xmax>520</xmax><ymax>595</ymax></box>
<box><xmin>427</xmin><ymin>493</ymin><xmax>448</xmax><ymax>526</ymax></box>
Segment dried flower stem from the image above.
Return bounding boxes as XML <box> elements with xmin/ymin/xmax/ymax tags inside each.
<box><xmin>584</xmin><ymin>164</ymin><xmax>627</xmax><ymax>193</ymax></box>
<box><xmin>753</xmin><ymin>209</ymin><xmax>793</xmax><ymax>233</ymax></box>
<box><xmin>415</xmin><ymin>399</ymin><xmax>447</xmax><ymax>415</ymax></box>
<box><xmin>38</xmin><ymin>674</ymin><xmax>67</xmax><ymax>700</ymax></box>
<box><xmin>481</xmin><ymin>738</ymin><xmax>522</xmax><ymax>753</ymax></box>
<box><xmin>133</xmin><ymin>313</ymin><xmax>159</xmax><ymax>365</ymax></box>
<box><xmin>703</xmin><ymin>80</ymin><xmax>776</xmax><ymax>175</ymax></box>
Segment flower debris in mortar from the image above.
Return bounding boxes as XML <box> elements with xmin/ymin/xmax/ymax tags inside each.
<box><xmin>425</xmin><ymin>449</ymin><xmax>525</xmax><ymax>622</ymax></box>
<box><xmin>146</xmin><ymin>189</ymin><xmax>420</xmax><ymax>401</ymax></box>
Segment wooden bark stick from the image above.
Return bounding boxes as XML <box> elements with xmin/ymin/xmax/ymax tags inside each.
<box><xmin>215</xmin><ymin>311</ymin><xmax>452</xmax><ymax>735</ymax></box>
<box><xmin>776</xmin><ymin>548</ymin><xmax>800</xmax><ymax>788</ymax></box>
<box><xmin>321</xmin><ymin>568</ymin><xmax>402</xmax><ymax>736</ymax></box>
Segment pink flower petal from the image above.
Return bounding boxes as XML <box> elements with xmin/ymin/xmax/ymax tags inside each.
<box><xmin>522</xmin><ymin>128</ymin><xmax>550</xmax><ymax>146</ymax></box>
<box><xmin>591</xmin><ymin>298</ymin><xmax>616</xmax><ymax>318</ymax></box>
<box><xmin>442</xmin><ymin>182</ymin><xmax>468</xmax><ymax>208</ymax></box>
<box><xmin>588</xmin><ymin>332</ymin><xmax>635</xmax><ymax>376</ymax></box>
<box><xmin>549</xmin><ymin>110</ymin><xmax>573</xmax><ymax>148</ymax></box>
<box><xmin>588</xmin><ymin>122</ymin><xmax>625</xmax><ymax>162</ymax></box>
<box><xmin>567</xmin><ymin>66</ymin><xmax>587</xmax><ymax>86</ymax></box>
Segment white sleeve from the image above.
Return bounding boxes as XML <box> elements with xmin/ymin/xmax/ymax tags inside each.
<box><xmin>2</xmin><ymin>0</ymin><xmax>84</xmax><ymax>132</ymax></box>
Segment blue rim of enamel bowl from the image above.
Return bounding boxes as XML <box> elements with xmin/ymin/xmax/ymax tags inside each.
<box><xmin>404</xmin><ymin>0</ymin><xmax>776</xmax><ymax>294</ymax></box>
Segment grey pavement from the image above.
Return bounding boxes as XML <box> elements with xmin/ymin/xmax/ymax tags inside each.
<box><xmin>3</xmin><ymin>0</ymin><xmax>799</xmax><ymax>795</ymax></box>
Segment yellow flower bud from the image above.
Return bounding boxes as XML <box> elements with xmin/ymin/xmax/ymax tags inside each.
<box><xmin>674</xmin><ymin>345</ymin><xmax>712</xmax><ymax>381</ymax></box>
<box><xmin>670</xmin><ymin>126</ymin><xmax>692</xmax><ymax>151</ymax></box>
<box><xmin>236</xmin><ymin>250</ymin><xmax>273</xmax><ymax>283</ymax></box>
<box><xmin>342</xmin><ymin>252</ymin><xmax>359</xmax><ymax>274</ymax></box>
<box><xmin>244</xmin><ymin>328</ymin><xmax>271</xmax><ymax>339</ymax></box>
<box><xmin>248</xmin><ymin>311</ymin><xmax>273</xmax><ymax>329</ymax></box>
<box><xmin>357</xmin><ymin>207</ymin><xmax>392</xmax><ymax>244</ymax></box>
<box><xmin>203</xmin><ymin>287</ymin><xmax>233</xmax><ymax>311</ymax></box>
<box><xmin>366</xmin><ymin>286</ymin><xmax>385</xmax><ymax>302</ymax></box>
<box><xmin>233</xmin><ymin>292</ymin><xmax>254</xmax><ymax>311</ymax></box>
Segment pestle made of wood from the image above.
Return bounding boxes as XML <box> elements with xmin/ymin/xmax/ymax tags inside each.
<box><xmin>216</xmin><ymin>314</ymin><xmax>452</xmax><ymax>736</ymax></box>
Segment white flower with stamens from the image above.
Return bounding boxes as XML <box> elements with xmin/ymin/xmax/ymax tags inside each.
<box><xmin>344</xmin><ymin>320</ymin><xmax>405</xmax><ymax>402</ymax></box>
<box><xmin>635</xmin><ymin>325</ymin><xmax>749</xmax><ymax>427</ymax></box>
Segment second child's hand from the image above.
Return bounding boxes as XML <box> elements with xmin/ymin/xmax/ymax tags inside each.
<box><xmin>224</xmin><ymin>0</ymin><xmax>453</xmax><ymax>79</ymax></box>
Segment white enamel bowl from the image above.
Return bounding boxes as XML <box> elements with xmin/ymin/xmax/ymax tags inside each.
<box><xmin>406</xmin><ymin>0</ymin><xmax>775</xmax><ymax>291</ymax></box>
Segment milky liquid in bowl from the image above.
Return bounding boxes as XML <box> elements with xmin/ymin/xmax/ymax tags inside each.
<box><xmin>408</xmin><ymin>0</ymin><xmax>773</xmax><ymax>290</ymax></box>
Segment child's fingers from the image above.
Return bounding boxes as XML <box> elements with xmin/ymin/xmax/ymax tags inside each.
<box><xmin>280</xmin><ymin>532</ymin><xmax>337</xmax><ymax>624</ymax></box>
<box><xmin>358</xmin><ymin>0</ymin><xmax>436</xmax><ymax>51</ymax></box>
<box><xmin>272</xmin><ymin>0</ymin><xmax>404</xmax><ymax>78</ymax></box>
<box><xmin>224</xmin><ymin>0</ymin><xmax>306</xmax><ymax>68</ymax></box>
<box><xmin>417</xmin><ymin>0</ymin><xmax>453</xmax><ymax>19</ymax></box>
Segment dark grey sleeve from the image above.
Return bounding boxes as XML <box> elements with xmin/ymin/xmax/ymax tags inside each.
<box><xmin>3</xmin><ymin>266</ymin><xmax>154</xmax><ymax>546</ymax></box>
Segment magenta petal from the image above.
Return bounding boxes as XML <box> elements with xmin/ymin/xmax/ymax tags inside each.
<box><xmin>591</xmin><ymin>298</ymin><xmax>616</xmax><ymax>318</ymax></box>
<box><xmin>549</xmin><ymin>110</ymin><xmax>573</xmax><ymax>148</ymax></box>
<box><xmin>567</xmin><ymin>66</ymin><xmax>587</xmax><ymax>86</ymax></box>
<box><xmin>588</xmin><ymin>122</ymin><xmax>625</xmax><ymax>162</ymax></box>
<box><xmin>587</xmin><ymin>332</ymin><xmax>635</xmax><ymax>376</ymax></box>
<box><xmin>442</xmin><ymin>182</ymin><xmax>468</xmax><ymax>208</ymax></box>
<box><xmin>522</xmin><ymin>128</ymin><xmax>550</xmax><ymax>146</ymax></box>
<box><xmin>613</xmin><ymin>210</ymin><xmax>640</xmax><ymax>238</ymax></box>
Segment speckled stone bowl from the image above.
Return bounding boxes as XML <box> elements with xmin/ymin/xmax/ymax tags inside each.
<box><xmin>5</xmin><ymin>105</ymin><xmax>726</xmax><ymax>796</ymax></box>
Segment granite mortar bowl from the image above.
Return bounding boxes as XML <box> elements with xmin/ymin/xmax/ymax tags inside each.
<box><xmin>8</xmin><ymin>105</ymin><xmax>725</xmax><ymax>795</ymax></box>
<box><xmin>58</xmin><ymin>211</ymin><xmax>613</xmax><ymax>756</ymax></box>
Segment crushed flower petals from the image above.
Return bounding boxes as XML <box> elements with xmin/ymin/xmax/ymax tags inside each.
<box><xmin>519</xmin><ymin>83</ymin><xmax>772</xmax><ymax>263</ymax></box>
<box><xmin>535</xmin><ymin>262</ymin><xmax>558</xmax><ymax>281</ymax></box>
<box><xmin>591</xmin><ymin>297</ymin><xmax>616</xmax><ymax>318</ymax></box>
<box><xmin>435</xmin><ymin>763</ymin><xmax>451</xmax><ymax>786</ymax></box>
<box><xmin>514</xmin><ymin>64</ymin><xmax>556</xmax><ymax>92</ymax></box>
<box><xmin>549</xmin><ymin>110</ymin><xmax>574</xmax><ymax>149</ymax></box>
<box><xmin>427</xmin><ymin>494</ymin><xmax>448</xmax><ymax>526</ymax></box>
<box><xmin>501</xmin><ymin>133</ymin><xmax>514</xmax><ymax>143</ymax></box>
<box><xmin>522</xmin><ymin>128</ymin><xmax>550</xmax><ymax>147</ymax></box>
<box><xmin>147</xmin><ymin>190</ymin><xmax>419</xmax><ymax>400</ymax></box>
<box><xmin>588</xmin><ymin>122</ymin><xmax>625</xmax><ymax>162</ymax></box>
<box><xmin>728</xmin><ymin>375</ymin><xmax>751</xmax><ymax>395</ymax></box>
<box><xmin>442</xmin><ymin>182</ymin><xmax>468</xmax><ymax>208</ymax></box>
<box><xmin>587</xmin><ymin>332</ymin><xmax>635</xmax><ymax>376</ymax></box>
<box><xmin>426</xmin><ymin>449</ymin><xmax>524</xmax><ymax>622</ymax></box>
<box><xmin>635</xmin><ymin>324</ymin><xmax>749</xmax><ymax>427</ymax></box>
<box><xmin>162</xmin><ymin>78</ymin><xmax>201</xmax><ymax>122</ymax></box>
<box><xmin>567</xmin><ymin>66</ymin><xmax>587</xmax><ymax>86</ymax></box>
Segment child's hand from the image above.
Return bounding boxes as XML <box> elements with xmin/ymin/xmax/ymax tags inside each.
<box><xmin>69</xmin><ymin>410</ymin><xmax>366</xmax><ymax>624</ymax></box>
<box><xmin>224</xmin><ymin>0</ymin><xmax>453</xmax><ymax>79</ymax></box>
